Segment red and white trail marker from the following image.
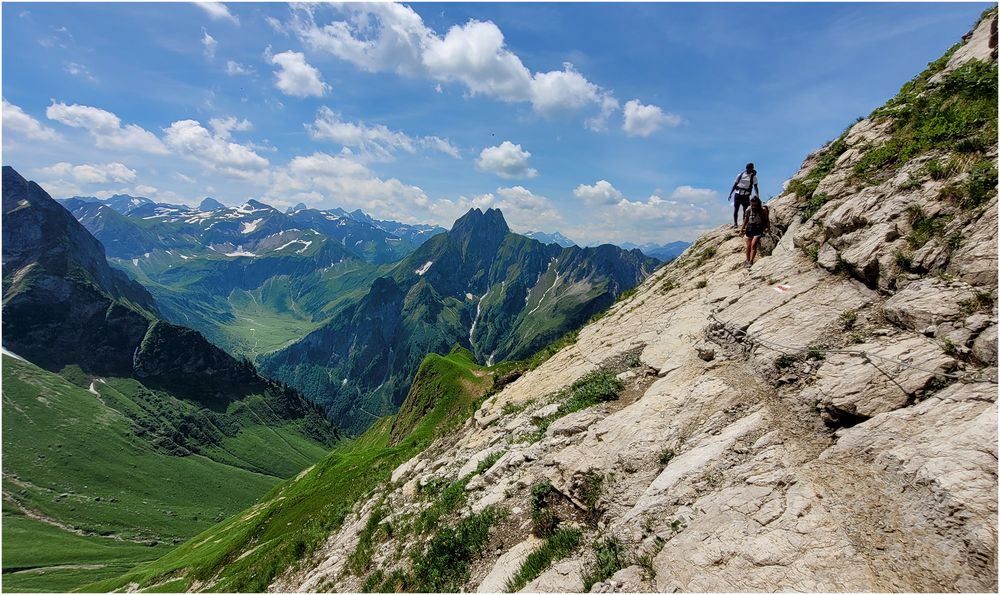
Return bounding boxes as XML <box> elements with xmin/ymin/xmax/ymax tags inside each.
<box><xmin>773</xmin><ymin>283</ymin><xmax>791</xmax><ymax>293</ymax></box>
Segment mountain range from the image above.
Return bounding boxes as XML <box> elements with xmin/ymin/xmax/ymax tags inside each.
<box><xmin>2</xmin><ymin>166</ymin><xmax>340</xmax><ymax>590</ymax></box>
<box><xmin>260</xmin><ymin>208</ymin><xmax>659</xmax><ymax>433</ymax></box>
<box><xmin>54</xmin><ymin>190</ymin><xmax>661</xmax><ymax>435</ymax></box>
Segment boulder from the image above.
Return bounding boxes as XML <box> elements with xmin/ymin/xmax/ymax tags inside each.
<box><xmin>882</xmin><ymin>278</ymin><xmax>977</xmax><ymax>332</ymax></box>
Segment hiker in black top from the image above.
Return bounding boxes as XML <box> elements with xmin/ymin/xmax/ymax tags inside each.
<box><xmin>740</xmin><ymin>196</ymin><xmax>771</xmax><ymax>268</ymax></box>
<box><xmin>740</xmin><ymin>196</ymin><xmax>770</xmax><ymax>268</ymax></box>
<box><xmin>729</xmin><ymin>163</ymin><xmax>759</xmax><ymax>228</ymax></box>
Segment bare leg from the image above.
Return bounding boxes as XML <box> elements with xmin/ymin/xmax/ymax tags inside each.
<box><xmin>744</xmin><ymin>237</ymin><xmax>752</xmax><ymax>263</ymax></box>
<box><xmin>749</xmin><ymin>236</ymin><xmax>760</xmax><ymax>264</ymax></box>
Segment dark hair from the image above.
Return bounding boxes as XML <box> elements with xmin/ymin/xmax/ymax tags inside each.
<box><xmin>746</xmin><ymin>162</ymin><xmax>754</xmax><ymax>170</ymax></box>
<box><xmin>749</xmin><ymin>196</ymin><xmax>764</xmax><ymax>212</ymax></box>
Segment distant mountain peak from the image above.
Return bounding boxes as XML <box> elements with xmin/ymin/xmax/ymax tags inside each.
<box><xmin>241</xmin><ymin>199</ymin><xmax>275</xmax><ymax>212</ymax></box>
<box><xmin>199</xmin><ymin>197</ymin><xmax>225</xmax><ymax>211</ymax></box>
<box><xmin>451</xmin><ymin>208</ymin><xmax>510</xmax><ymax>240</ymax></box>
<box><xmin>286</xmin><ymin>202</ymin><xmax>308</xmax><ymax>214</ymax></box>
<box><xmin>524</xmin><ymin>230</ymin><xmax>577</xmax><ymax>248</ymax></box>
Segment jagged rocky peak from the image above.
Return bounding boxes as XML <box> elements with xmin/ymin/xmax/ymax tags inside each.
<box><xmin>199</xmin><ymin>196</ymin><xmax>225</xmax><ymax>211</ymax></box>
<box><xmin>450</xmin><ymin>207</ymin><xmax>510</xmax><ymax>243</ymax></box>
<box><xmin>286</xmin><ymin>202</ymin><xmax>308</xmax><ymax>213</ymax></box>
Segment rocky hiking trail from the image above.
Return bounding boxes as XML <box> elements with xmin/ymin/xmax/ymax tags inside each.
<box><xmin>275</xmin><ymin>200</ymin><xmax>996</xmax><ymax>592</ymax></box>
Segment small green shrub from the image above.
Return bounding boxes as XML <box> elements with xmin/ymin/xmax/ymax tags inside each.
<box><xmin>959</xmin><ymin>290</ymin><xmax>994</xmax><ymax>315</ymax></box>
<box><xmin>346</xmin><ymin>505</ymin><xmax>389</xmax><ymax>575</ymax></box>
<box><xmin>505</xmin><ymin>528</ymin><xmax>582</xmax><ymax>592</ymax></box>
<box><xmin>475</xmin><ymin>450</ymin><xmax>506</xmax><ymax>476</ymax></box>
<box><xmin>942</xmin><ymin>338</ymin><xmax>960</xmax><ymax>357</ymax></box>
<box><xmin>962</xmin><ymin>160</ymin><xmax>998</xmax><ymax>209</ymax></box>
<box><xmin>840</xmin><ymin>309</ymin><xmax>858</xmax><ymax>330</ymax></box>
<box><xmin>362</xmin><ymin>568</ymin><xmax>385</xmax><ymax>592</ymax></box>
<box><xmin>694</xmin><ymin>246</ymin><xmax>717</xmax><ymax>266</ymax></box>
<box><xmin>803</xmin><ymin>244</ymin><xmax>820</xmax><ymax>262</ymax></box>
<box><xmin>580</xmin><ymin>471</ymin><xmax>604</xmax><ymax>523</ymax></box>
<box><xmin>775</xmin><ymin>354</ymin><xmax>798</xmax><ymax>369</ymax></box>
<box><xmin>894</xmin><ymin>250</ymin><xmax>912</xmax><ymax>271</ymax></box>
<box><xmin>410</xmin><ymin>506</ymin><xmax>503</xmax><ymax>592</ymax></box>
<box><xmin>582</xmin><ymin>537</ymin><xmax>628</xmax><ymax>591</ymax></box>
<box><xmin>801</xmin><ymin>191</ymin><xmax>831</xmax><ymax>222</ymax></box>
<box><xmin>806</xmin><ymin>346</ymin><xmax>826</xmax><ymax>361</ymax></box>
<box><xmin>695</xmin><ymin>279</ymin><xmax>708</xmax><ymax>289</ymax></box>
<box><xmin>906</xmin><ymin>204</ymin><xmax>951</xmax><ymax>249</ymax></box>
<box><xmin>530</xmin><ymin>481</ymin><xmax>558</xmax><ymax>538</ymax></box>
<box><xmin>925</xmin><ymin>159</ymin><xmax>955</xmax><ymax>180</ymax></box>
<box><xmin>416</xmin><ymin>477</ymin><xmax>470</xmax><ymax>533</ymax></box>
<box><xmin>659</xmin><ymin>279</ymin><xmax>675</xmax><ymax>294</ymax></box>
<box><xmin>657</xmin><ymin>448</ymin><xmax>675</xmax><ymax>467</ymax></box>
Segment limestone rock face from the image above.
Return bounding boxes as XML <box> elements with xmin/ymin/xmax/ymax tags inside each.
<box><xmin>273</xmin><ymin>12</ymin><xmax>998</xmax><ymax>594</ymax></box>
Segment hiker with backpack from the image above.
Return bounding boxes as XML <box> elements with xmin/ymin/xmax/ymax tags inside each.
<box><xmin>740</xmin><ymin>196</ymin><xmax>770</xmax><ymax>268</ymax></box>
<box><xmin>729</xmin><ymin>163</ymin><xmax>759</xmax><ymax>228</ymax></box>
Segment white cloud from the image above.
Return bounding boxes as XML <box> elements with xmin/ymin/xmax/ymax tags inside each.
<box><xmin>196</xmin><ymin>2</ymin><xmax>239</xmax><ymax>25</ymax></box>
<box><xmin>175</xmin><ymin>172</ymin><xmax>197</xmax><ymax>184</ymax></box>
<box><xmin>209</xmin><ymin>116</ymin><xmax>252</xmax><ymax>139</ymax></box>
<box><xmin>163</xmin><ymin>119</ymin><xmax>269</xmax><ymax>179</ymax></box>
<box><xmin>567</xmin><ymin>183</ymin><xmax>721</xmax><ymax>245</ymax></box>
<box><xmin>64</xmin><ymin>62</ymin><xmax>96</xmax><ymax>82</ymax></box>
<box><xmin>134</xmin><ymin>184</ymin><xmax>158</xmax><ymax>196</ymax></box>
<box><xmin>202</xmin><ymin>29</ymin><xmax>217</xmax><ymax>59</ymax></box>
<box><xmin>38</xmin><ymin>161</ymin><xmax>137</xmax><ymax>184</ymax></box>
<box><xmin>573</xmin><ymin>180</ymin><xmax>624</xmax><ymax>205</ymax></box>
<box><xmin>266</xmin><ymin>152</ymin><xmax>430</xmax><ymax>217</ymax></box>
<box><xmin>494</xmin><ymin>185</ymin><xmax>561</xmax><ymax>229</ymax></box>
<box><xmin>622</xmin><ymin>99</ymin><xmax>681</xmax><ymax>137</ymax></box>
<box><xmin>2</xmin><ymin>99</ymin><xmax>61</xmax><ymax>141</ymax></box>
<box><xmin>476</xmin><ymin>141</ymin><xmax>537</xmax><ymax>179</ymax></box>
<box><xmin>46</xmin><ymin>102</ymin><xmax>168</xmax><ymax>154</ymax></box>
<box><xmin>225</xmin><ymin>60</ymin><xmax>254</xmax><ymax>75</ymax></box>
<box><xmin>420</xmin><ymin>136</ymin><xmax>460</xmax><ymax>159</ymax></box>
<box><xmin>285</xmin><ymin>4</ymin><xmax>628</xmax><ymax>127</ymax></box>
<box><xmin>307</xmin><ymin>107</ymin><xmax>459</xmax><ymax>160</ymax></box>
<box><xmin>423</xmin><ymin>19</ymin><xmax>533</xmax><ymax>101</ymax></box>
<box><xmin>530</xmin><ymin>63</ymin><xmax>609</xmax><ymax>117</ymax></box>
<box><xmin>270</xmin><ymin>50</ymin><xmax>329</xmax><ymax>97</ymax></box>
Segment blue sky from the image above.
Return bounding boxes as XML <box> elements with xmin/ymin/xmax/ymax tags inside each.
<box><xmin>2</xmin><ymin>1</ymin><xmax>989</xmax><ymax>244</ymax></box>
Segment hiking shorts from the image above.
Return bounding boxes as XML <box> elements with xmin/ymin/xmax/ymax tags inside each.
<box><xmin>745</xmin><ymin>224</ymin><xmax>765</xmax><ymax>238</ymax></box>
<box><xmin>734</xmin><ymin>193</ymin><xmax>751</xmax><ymax>209</ymax></box>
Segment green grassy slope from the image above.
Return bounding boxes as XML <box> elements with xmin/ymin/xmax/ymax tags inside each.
<box><xmin>83</xmin><ymin>347</ymin><xmax>491</xmax><ymax>592</ymax></box>
<box><xmin>0</xmin><ymin>355</ymin><xmax>333</xmax><ymax>592</ymax></box>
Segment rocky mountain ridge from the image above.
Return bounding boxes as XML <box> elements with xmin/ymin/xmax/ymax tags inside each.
<box><xmin>261</xmin><ymin>207</ymin><xmax>659</xmax><ymax>434</ymax></box>
<box><xmin>264</xmin><ymin>12</ymin><xmax>997</xmax><ymax>592</ymax></box>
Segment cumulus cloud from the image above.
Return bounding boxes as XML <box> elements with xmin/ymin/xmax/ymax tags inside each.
<box><xmin>573</xmin><ymin>180</ymin><xmax>624</xmax><ymax>205</ymax></box>
<box><xmin>46</xmin><ymin>102</ymin><xmax>168</xmax><ymax>153</ymax></box>
<box><xmin>209</xmin><ymin>116</ymin><xmax>252</xmax><ymax>139</ymax></box>
<box><xmin>476</xmin><ymin>141</ymin><xmax>537</xmax><ymax>179</ymax></box>
<box><xmin>270</xmin><ymin>50</ymin><xmax>329</xmax><ymax>97</ymax></box>
<box><xmin>225</xmin><ymin>60</ymin><xmax>254</xmax><ymax>75</ymax></box>
<box><xmin>202</xmin><ymin>29</ymin><xmax>217</xmax><ymax>59</ymax></box>
<box><xmin>196</xmin><ymin>2</ymin><xmax>239</xmax><ymax>25</ymax></box>
<box><xmin>567</xmin><ymin>182</ymin><xmax>722</xmax><ymax>245</ymax></box>
<box><xmin>494</xmin><ymin>185</ymin><xmax>561</xmax><ymax>228</ymax></box>
<box><xmin>307</xmin><ymin>107</ymin><xmax>459</xmax><ymax>160</ymax></box>
<box><xmin>285</xmin><ymin>4</ymin><xmax>628</xmax><ymax>127</ymax></box>
<box><xmin>266</xmin><ymin>151</ymin><xmax>431</xmax><ymax>217</ymax></box>
<box><xmin>38</xmin><ymin>161</ymin><xmax>137</xmax><ymax>184</ymax></box>
<box><xmin>622</xmin><ymin>99</ymin><xmax>681</xmax><ymax>137</ymax></box>
<box><xmin>2</xmin><ymin>99</ymin><xmax>61</xmax><ymax>141</ymax></box>
<box><xmin>163</xmin><ymin>119</ymin><xmax>269</xmax><ymax>179</ymax></box>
